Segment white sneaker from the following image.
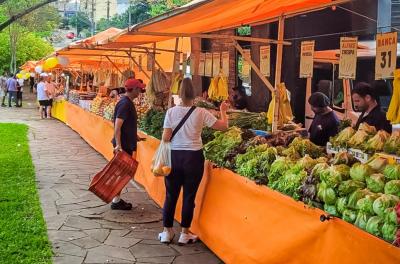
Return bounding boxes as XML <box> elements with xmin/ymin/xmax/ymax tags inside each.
<box><xmin>178</xmin><ymin>232</ymin><xmax>198</xmax><ymax>245</ymax></box>
<box><xmin>158</xmin><ymin>231</ymin><xmax>174</xmax><ymax>244</ymax></box>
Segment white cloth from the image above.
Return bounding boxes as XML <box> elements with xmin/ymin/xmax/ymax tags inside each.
<box><xmin>37</xmin><ymin>82</ymin><xmax>49</xmax><ymax>101</ymax></box>
<box><xmin>164</xmin><ymin>106</ymin><xmax>217</xmax><ymax>151</ymax></box>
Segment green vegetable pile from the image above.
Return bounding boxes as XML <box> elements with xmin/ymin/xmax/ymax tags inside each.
<box><xmin>139</xmin><ymin>108</ymin><xmax>166</xmax><ymax>139</ymax></box>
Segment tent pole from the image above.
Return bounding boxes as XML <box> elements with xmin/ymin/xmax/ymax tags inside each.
<box><xmin>105</xmin><ymin>56</ymin><xmax>124</xmax><ymax>75</ymax></box>
<box><xmin>124</xmin><ymin>51</ymin><xmax>150</xmax><ymax>79</ymax></box>
<box><xmin>272</xmin><ymin>15</ymin><xmax>285</xmax><ymax>133</ymax></box>
<box><xmin>168</xmin><ymin>38</ymin><xmax>180</xmax><ymax>108</ymax></box>
<box><xmin>233</xmin><ymin>40</ymin><xmax>274</xmax><ymax>93</ymax></box>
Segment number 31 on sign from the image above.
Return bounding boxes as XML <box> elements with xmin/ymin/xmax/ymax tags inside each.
<box><xmin>375</xmin><ymin>32</ymin><xmax>398</xmax><ymax>80</ymax></box>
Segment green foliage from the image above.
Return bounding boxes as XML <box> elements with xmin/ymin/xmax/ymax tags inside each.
<box><xmin>68</xmin><ymin>11</ymin><xmax>91</xmax><ymax>35</ymax></box>
<box><xmin>148</xmin><ymin>0</ymin><xmax>191</xmax><ymax>17</ymax></box>
<box><xmin>0</xmin><ymin>30</ymin><xmax>53</xmax><ymax>73</ymax></box>
<box><xmin>237</xmin><ymin>26</ymin><xmax>251</xmax><ymax>36</ymax></box>
<box><xmin>0</xmin><ymin>123</ymin><xmax>52</xmax><ymax>264</ymax></box>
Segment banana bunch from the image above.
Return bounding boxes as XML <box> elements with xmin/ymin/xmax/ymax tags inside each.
<box><xmin>170</xmin><ymin>73</ymin><xmax>183</xmax><ymax>95</ymax></box>
<box><xmin>387</xmin><ymin>69</ymin><xmax>400</xmax><ymax>124</ymax></box>
<box><xmin>267</xmin><ymin>83</ymin><xmax>294</xmax><ymax>126</ymax></box>
<box><xmin>208</xmin><ymin>74</ymin><xmax>229</xmax><ymax>102</ymax></box>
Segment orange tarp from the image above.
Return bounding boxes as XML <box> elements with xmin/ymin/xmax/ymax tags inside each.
<box><xmin>109</xmin><ymin>0</ymin><xmax>336</xmax><ymax>47</ymax></box>
<box><xmin>63</xmin><ymin>101</ymin><xmax>400</xmax><ymax>264</ymax></box>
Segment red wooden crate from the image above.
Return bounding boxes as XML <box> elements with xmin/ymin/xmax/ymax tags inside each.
<box><xmin>89</xmin><ymin>151</ymin><xmax>138</xmax><ymax>203</ymax></box>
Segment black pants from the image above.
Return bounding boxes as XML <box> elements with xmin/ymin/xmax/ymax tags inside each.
<box><xmin>8</xmin><ymin>91</ymin><xmax>17</xmax><ymax>106</ymax></box>
<box><xmin>163</xmin><ymin>150</ymin><xmax>204</xmax><ymax>228</ymax></box>
<box><xmin>17</xmin><ymin>91</ymin><xmax>22</xmax><ymax>107</ymax></box>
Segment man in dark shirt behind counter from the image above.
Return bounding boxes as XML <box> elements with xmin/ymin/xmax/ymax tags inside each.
<box><xmin>111</xmin><ymin>78</ymin><xmax>146</xmax><ymax>210</ymax></box>
<box><xmin>308</xmin><ymin>92</ymin><xmax>340</xmax><ymax>146</ymax></box>
<box><xmin>352</xmin><ymin>82</ymin><xmax>392</xmax><ymax>133</ymax></box>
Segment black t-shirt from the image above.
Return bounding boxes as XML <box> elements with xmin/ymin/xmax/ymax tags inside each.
<box><xmin>355</xmin><ymin>105</ymin><xmax>392</xmax><ymax>133</ymax></box>
<box><xmin>112</xmin><ymin>96</ymin><xmax>137</xmax><ymax>152</ymax></box>
<box><xmin>309</xmin><ymin>111</ymin><xmax>340</xmax><ymax>147</ymax></box>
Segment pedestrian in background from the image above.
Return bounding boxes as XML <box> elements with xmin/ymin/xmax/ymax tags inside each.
<box><xmin>0</xmin><ymin>73</ymin><xmax>7</xmax><ymax>107</ymax></box>
<box><xmin>37</xmin><ymin>73</ymin><xmax>50</xmax><ymax>119</ymax></box>
<box><xmin>6</xmin><ymin>74</ymin><xmax>18</xmax><ymax>107</ymax></box>
<box><xmin>16</xmin><ymin>77</ymin><xmax>24</xmax><ymax>107</ymax></box>
<box><xmin>45</xmin><ymin>75</ymin><xmax>57</xmax><ymax>118</ymax></box>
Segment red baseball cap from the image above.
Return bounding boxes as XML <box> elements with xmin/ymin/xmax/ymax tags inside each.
<box><xmin>125</xmin><ymin>78</ymin><xmax>146</xmax><ymax>92</ymax></box>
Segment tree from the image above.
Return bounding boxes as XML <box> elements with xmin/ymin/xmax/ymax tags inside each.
<box><xmin>148</xmin><ymin>0</ymin><xmax>191</xmax><ymax>17</ymax></box>
<box><xmin>68</xmin><ymin>11</ymin><xmax>91</xmax><ymax>37</ymax></box>
<box><xmin>0</xmin><ymin>0</ymin><xmax>57</xmax><ymax>32</ymax></box>
<box><xmin>97</xmin><ymin>1</ymin><xmax>151</xmax><ymax>32</ymax></box>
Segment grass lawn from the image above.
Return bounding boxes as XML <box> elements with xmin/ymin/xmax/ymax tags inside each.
<box><xmin>0</xmin><ymin>123</ymin><xmax>52</xmax><ymax>264</ymax></box>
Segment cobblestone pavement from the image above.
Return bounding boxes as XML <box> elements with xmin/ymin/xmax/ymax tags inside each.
<box><xmin>0</xmin><ymin>94</ymin><xmax>222</xmax><ymax>264</ymax></box>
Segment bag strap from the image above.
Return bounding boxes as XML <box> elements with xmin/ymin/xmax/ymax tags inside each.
<box><xmin>171</xmin><ymin>106</ymin><xmax>196</xmax><ymax>140</ymax></box>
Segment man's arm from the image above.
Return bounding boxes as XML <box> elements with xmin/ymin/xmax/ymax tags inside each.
<box><xmin>114</xmin><ymin>118</ymin><xmax>124</xmax><ymax>152</ymax></box>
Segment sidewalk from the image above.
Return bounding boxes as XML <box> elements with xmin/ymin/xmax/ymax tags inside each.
<box><xmin>0</xmin><ymin>93</ymin><xmax>221</xmax><ymax>264</ymax></box>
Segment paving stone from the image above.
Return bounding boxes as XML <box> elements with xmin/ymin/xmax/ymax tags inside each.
<box><xmin>59</xmin><ymin>226</ymin><xmax>81</xmax><ymax>231</ymax></box>
<box><xmin>53</xmin><ymin>254</ymin><xmax>85</xmax><ymax>264</ymax></box>
<box><xmin>102</xmin><ymin>204</ymin><xmax>162</xmax><ymax>224</ymax></box>
<box><xmin>110</xmin><ymin>229</ymin><xmax>131</xmax><ymax>237</ymax></box>
<box><xmin>130</xmin><ymin>244</ymin><xmax>179</xmax><ymax>258</ymax></box>
<box><xmin>136</xmin><ymin>256</ymin><xmax>175</xmax><ymax>264</ymax></box>
<box><xmin>125</xmin><ymin>230</ymin><xmax>159</xmax><ymax>240</ymax></box>
<box><xmin>84</xmin><ymin>229</ymin><xmax>110</xmax><ymax>243</ymax></box>
<box><xmin>64</xmin><ymin>215</ymin><xmax>102</xmax><ymax>230</ymax></box>
<box><xmin>173</xmin><ymin>253</ymin><xmax>221</xmax><ymax>264</ymax></box>
<box><xmin>139</xmin><ymin>239</ymin><xmax>163</xmax><ymax>245</ymax></box>
<box><xmin>85</xmin><ymin>245</ymin><xmax>135</xmax><ymax>263</ymax></box>
<box><xmin>45</xmin><ymin>215</ymin><xmax>68</xmax><ymax>230</ymax></box>
<box><xmin>71</xmin><ymin>236</ymin><xmax>102</xmax><ymax>249</ymax></box>
<box><xmin>48</xmin><ymin>230</ymin><xmax>88</xmax><ymax>242</ymax></box>
<box><xmin>56</xmin><ymin>197</ymin><xmax>91</xmax><ymax>206</ymax></box>
<box><xmin>53</xmin><ymin>241</ymin><xmax>87</xmax><ymax>257</ymax></box>
<box><xmin>170</xmin><ymin>243</ymin><xmax>209</xmax><ymax>255</ymax></box>
<box><xmin>104</xmin><ymin>235</ymin><xmax>141</xmax><ymax>248</ymax></box>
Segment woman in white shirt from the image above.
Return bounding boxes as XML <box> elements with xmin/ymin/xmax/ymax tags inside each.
<box><xmin>158</xmin><ymin>78</ymin><xmax>228</xmax><ymax>244</ymax></box>
<box><xmin>37</xmin><ymin>74</ymin><xmax>50</xmax><ymax>119</ymax></box>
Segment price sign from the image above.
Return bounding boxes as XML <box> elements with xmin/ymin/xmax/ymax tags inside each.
<box><xmin>221</xmin><ymin>51</ymin><xmax>229</xmax><ymax>77</ymax></box>
<box><xmin>260</xmin><ymin>46</ymin><xmax>271</xmax><ymax>77</ymax></box>
<box><xmin>205</xmin><ymin>52</ymin><xmax>213</xmax><ymax>77</ymax></box>
<box><xmin>339</xmin><ymin>37</ymin><xmax>358</xmax><ymax>79</ymax></box>
<box><xmin>299</xmin><ymin>41</ymin><xmax>315</xmax><ymax>78</ymax></box>
<box><xmin>375</xmin><ymin>32</ymin><xmax>398</xmax><ymax>80</ymax></box>
<box><xmin>198</xmin><ymin>53</ymin><xmax>205</xmax><ymax>76</ymax></box>
<box><xmin>212</xmin><ymin>53</ymin><xmax>221</xmax><ymax>77</ymax></box>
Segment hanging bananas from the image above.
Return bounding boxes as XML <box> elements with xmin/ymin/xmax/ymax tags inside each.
<box><xmin>387</xmin><ymin>69</ymin><xmax>400</xmax><ymax>124</ymax></box>
<box><xmin>208</xmin><ymin>70</ymin><xmax>229</xmax><ymax>102</ymax></box>
<box><xmin>267</xmin><ymin>83</ymin><xmax>294</xmax><ymax>126</ymax></box>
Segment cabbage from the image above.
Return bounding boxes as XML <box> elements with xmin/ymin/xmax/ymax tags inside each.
<box><xmin>356</xmin><ymin>194</ymin><xmax>381</xmax><ymax>215</ymax></box>
<box><xmin>333</xmin><ymin>164</ymin><xmax>351</xmax><ymax>180</ymax></box>
<box><xmin>342</xmin><ymin>209</ymin><xmax>357</xmax><ymax>223</ymax></box>
<box><xmin>348</xmin><ymin>130</ymin><xmax>369</xmax><ymax>147</ymax></box>
<box><xmin>267</xmin><ymin>157</ymin><xmax>293</xmax><ymax>184</ymax></box>
<box><xmin>310</xmin><ymin>163</ymin><xmax>329</xmax><ymax>178</ymax></box>
<box><xmin>381</xmin><ymin>222</ymin><xmax>397</xmax><ymax>242</ymax></box>
<box><xmin>384</xmin><ymin>180</ymin><xmax>400</xmax><ymax>196</ymax></box>
<box><xmin>317</xmin><ymin>181</ymin><xmax>337</xmax><ymax>205</ymax></box>
<box><xmin>338</xmin><ymin>180</ymin><xmax>366</xmax><ymax>196</ymax></box>
<box><xmin>331</xmin><ymin>152</ymin><xmax>357</xmax><ymax>166</ymax></box>
<box><xmin>384</xmin><ymin>207</ymin><xmax>398</xmax><ymax>225</ymax></box>
<box><xmin>320</xmin><ymin>167</ymin><xmax>342</xmax><ymax>188</ymax></box>
<box><xmin>354</xmin><ymin>211</ymin><xmax>371</xmax><ymax>230</ymax></box>
<box><xmin>373</xmin><ymin>194</ymin><xmax>400</xmax><ymax>217</ymax></box>
<box><xmin>366</xmin><ymin>156</ymin><xmax>388</xmax><ymax>173</ymax></box>
<box><xmin>366</xmin><ymin>216</ymin><xmax>384</xmax><ymax>236</ymax></box>
<box><xmin>358</xmin><ymin>123</ymin><xmax>377</xmax><ymax>134</ymax></box>
<box><xmin>348</xmin><ymin>189</ymin><xmax>372</xmax><ymax>209</ymax></box>
<box><xmin>364</xmin><ymin>131</ymin><xmax>390</xmax><ymax>153</ymax></box>
<box><xmin>324</xmin><ymin>204</ymin><xmax>339</xmax><ymax>217</ymax></box>
<box><xmin>334</xmin><ymin>127</ymin><xmax>356</xmax><ymax>146</ymax></box>
<box><xmin>296</xmin><ymin>155</ymin><xmax>317</xmax><ymax>170</ymax></box>
<box><xmin>383</xmin><ymin>164</ymin><xmax>400</xmax><ymax>181</ymax></box>
<box><xmin>383</xmin><ymin>132</ymin><xmax>400</xmax><ymax>154</ymax></box>
<box><xmin>366</xmin><ymin>173</ymin><xmax>385</xmax><ymax>193</ymax></box>
<box><xmin>336</xmin><ymin>197</ymin><xmax>348</xmax><ymax>215</ymax></box>
<box><xmin>350</xmin><ymin>163</ymin><xmax>372</xmax><ymax>182</ymax></box>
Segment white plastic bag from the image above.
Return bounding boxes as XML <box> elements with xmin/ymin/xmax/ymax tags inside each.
<box><xmin>151</xmin><ymin>141</ymin><xmax>172</xmax><ymax>177</ymax></box>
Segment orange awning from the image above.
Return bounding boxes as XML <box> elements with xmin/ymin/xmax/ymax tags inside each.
<box><xmin>107</xmin><ymin>0</ymin><xmax>342</xmax><ymax>47</ymax></box>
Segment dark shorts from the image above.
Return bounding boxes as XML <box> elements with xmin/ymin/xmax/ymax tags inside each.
<box><xmin>49</xmin><ymin>99</ymin><xmax>53</xmax><ymax>105</ymax></box>
<box><xmin>39</xmin><ymin>100</ymin><xmax>51</xmax><ymax>106</ymax></box>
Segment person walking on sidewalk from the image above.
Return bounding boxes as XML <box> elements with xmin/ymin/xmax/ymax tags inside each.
<box><xmin>45</xmin><ymin>75</ymin><xmax>57</xmax><ymax>117</ymax></box>
<box><xmin>36</xmin><ymin>74</ymin><xmax>51</xmax><ymax>119</ymax></box>
<box><xmin>16</xmin><ymin>77</ymin><xmax>24</xmax><ymax>107</ymax></box>
<box><xmin>6</xmin><ymin>74</ymin><xmax>18</xmax><ymax>107</ymax></box>
<box><xmin>111</xmin><ymin>78</ymin><xmax>146</xmax><ymax>210</ymax></box>
<box><xmin>158</xmin><ymin>78</ymin><xmax>229</xmax><ymax>245</ymax></box>
<box><xmin>0</xmin><ymin>73</ymin><xmax>7</xmax><ymax>107</ymax></box>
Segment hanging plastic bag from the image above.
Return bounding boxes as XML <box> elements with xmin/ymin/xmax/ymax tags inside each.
<box><xmin>151</xmin><ymin>141</ymin><xmax>172</xmax><ymax>177</ymax></box>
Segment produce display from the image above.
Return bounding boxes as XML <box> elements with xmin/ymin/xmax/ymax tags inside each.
<box><xmin>103</xmin><ymin>101</ymin><xmax>117</xmax><ymax>121</ymax></box>
<box><xmin>146</xmin><ymin>69</ymin><xmax>170</xmax><ymax>111</ymax></box>
<box><xmin>139</xmin><ymin>108</ymin><xmax>166</xmax><ymax>139</ymax></box>
<box><xmin>330</xmin><ymin>123</ymin><xmax>400</xmax><ymax>156</ymax></box>
<box><xmin>208</xmin><ymin>76</ymin><xmax>229</xmax><ymax>102</ymax></box>
<box><xmin>68</xmin><ymin>90</ymin><xmax>80</xmax><ymax>105</ymax></box>
<box><xmin>203</xmin><ymin>127</ymin><xmax>400</xmax><ymax>245</ymax></box>
<box><xmin>90</xmin><ymin>96</ymin><xmax>112</xmax><ymax>117</ymax></box>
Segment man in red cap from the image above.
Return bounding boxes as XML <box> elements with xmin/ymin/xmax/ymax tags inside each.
<box><xmin>111</xmin><ymin>78</ymin><xmax>146</xmax><ymax>210</ymax></box>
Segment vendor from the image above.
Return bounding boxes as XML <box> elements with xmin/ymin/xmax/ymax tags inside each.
<box><xmin>352</xmin><ymin>82</ymin><xmax>392</xmax><ymax>133</ymax></box>
<box><xmin>308</xmin><ymin>92</ymin><xmax>340</xmax><ymax>146</ymax></box>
